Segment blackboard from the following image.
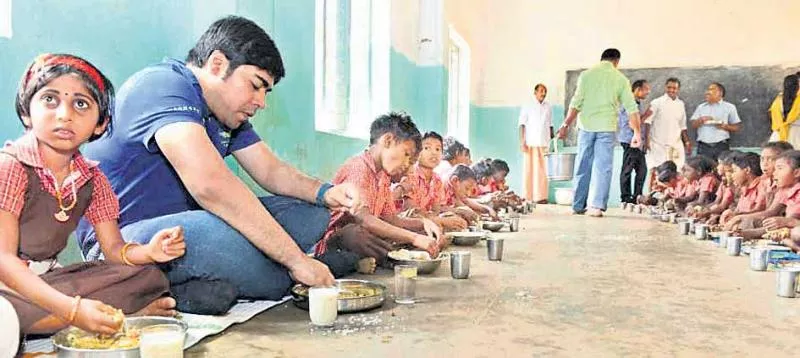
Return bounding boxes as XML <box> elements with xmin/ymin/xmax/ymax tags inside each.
<box><xmin>564</xmin><ymin>65</ymin><xmax>800</xmax><ymax>147</ymax></box>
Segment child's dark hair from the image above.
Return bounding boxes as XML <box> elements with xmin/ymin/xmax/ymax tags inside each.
<box><xmin>15</xmin><ymin>53</ymin><xmax>114</xmax><ymax>141</ymax></box>
<box><xmin>490</xmin><ymin>159</ymin><xmax>510</xmax><ymax>175</ymax></box>
<box><xmin>442</xmin><ymin>136</ymin><xmax>467</xmax><ymax>160</ymax></box>
<box><xmin>187</xmin><ymin>16</ymin><xmax>285</xmax><ymax>83</ymax></box>
<box><xmin>369</xmin><ymin>112</ymin><xmax>422</xmax><ymax>152</ymax></box>
<box><xmin>657</xmin><ymin>168</ymin><xmax>678</xmax><ymax>184</ymax></box>
<box><xmin>686</xmin><ymin>155</ymin><xmax>716</xmax><ymax>176</ymax></box>
<box><xmin>777</xmin><ymin>150</ymin><xmax>800</xmax><ymax>169</ymax></box>
<box><xmin>656</xmin><ymin>160</ymin><xmax>677</xmax><ymax>174</ymax></box>
<box><xmin>449</xmin><ymin>164</ymin><xmax>477</xmax><ymax>182</ymax></box>
<box><xmin>471</xmin><ymin>160</ymin><xmax>492</xmax><ymax>180</ymax></box>
<box><xmin>717</xmin><ymin>150</ymin><xmax>741</xmax><ymax>166</ymax></box>
<box><xmin>763</xmin><ymin>141</ymin><xmax>794</xmax><ymax>154</ymax></box>
<box><xmin>732</xmin><ymin>152</ymin><xmax>763</xmax><ymax>177</ymax></box>
<box><xmin>422</xmin><ymin>131</ymin><xmax>443</xmax><ymax>145</ymax></box>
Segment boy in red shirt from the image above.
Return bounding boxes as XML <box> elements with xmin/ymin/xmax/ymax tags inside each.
<box><xmin>740</xmin><ymin>151</ymin><xmax>800</xmax><ymax>240</ymax></box>
<box><xmin>678</xmin><ymin>156</ymin><xmax>718</xmax><ymax>214</ymax></box>
<box><xmin>318</xmin><ymin>113</ymin><xmax>442</xmax><ymax>275</ymax></box>
<box><xmin>696</xmin><ymin>151</ymin><xmax>739</xmax><ymax>223</ymax></box>
<box><xmin>395</xmin><ymin>132</ymin><xmax>468</xmax><ymax>231</ymax></box>
<box><xmin>440</xmin><ymin>165</ymin><xmax>497</xmax><ymax>221</ymax></box>
<box><xmin>724</xmin><ymin>142</ymin><xmax>794</xmax><ymax>230</ymax></box>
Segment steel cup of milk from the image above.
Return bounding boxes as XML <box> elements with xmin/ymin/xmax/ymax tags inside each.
<box><xmin>309</xmin><ymin>286</ymin><xmax>339</xmax><ymax>327</ymax></box>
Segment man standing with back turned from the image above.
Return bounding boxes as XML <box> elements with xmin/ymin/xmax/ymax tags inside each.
<box><xmin>557</xmin><ymin>48</ymin><xmax>641</xmax><ymax>217</ymax></box>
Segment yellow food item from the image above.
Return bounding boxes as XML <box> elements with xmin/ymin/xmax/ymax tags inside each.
<box><xmin>295</xmin><ymin>284</ymin><xmax>381</xmax><ymax>299</ymax></box>
<box><xmin>338</xmin><ymin>286</ymin><xmax>378</xmax><ymax>299</ymax></box>
<box><xmin>693</xmin><ymin>206</ymin><xmax>703</xmax><ymax>212</ymax></box>
<box><xmin>390</xmin><ymin>249</ymin><xmax>432</xmax><ymax>261</ymax></box>
<box><xmin>762</xmin><ymin>228</ymin><xmax>791</xmax><ymax>241</ymax></box>
<box><xmin>65</xmin><ymin>327</ymin><xmax>140</xmax><ymax>350</ymax></box>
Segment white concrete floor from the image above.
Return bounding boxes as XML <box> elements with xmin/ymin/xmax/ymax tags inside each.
<box><xmin>186</xmin><ymin>205</ymin><xmax>800</xmax><ymax>357</ymax></box>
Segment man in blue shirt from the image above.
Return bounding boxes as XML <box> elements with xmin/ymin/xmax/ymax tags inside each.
<box><xmin>618</xmin><ymin>79</ymin><xmax>652</xmax><ymax>204</ymax></box>
<box><xmin>690</xmin><ymin>82</ymin><xmax>741</xmax><ymax>160</ymax></box>
<box><xmin>77</xmin><ymin>16</ymin><xmax>363</xmax><ymax>314</ymax></box>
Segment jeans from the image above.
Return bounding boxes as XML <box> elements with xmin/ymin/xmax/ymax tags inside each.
<box><xmin>696</xmin><ymin>140</ymin><xmax>730</xmax><ymax>160</ymax></box>
<box><xmin>572</xmin><ymin>130</ymin><xmax>616</xmax><ymax>212</ymax></box>
<box><xmin>620</xmin><ymin>142</ymin><xmax>647</xmax><ymax>203</ymax></box>
<box><xmin>84</xmin><ymin>196</ymin><xmax>333</xmax><ymax>300</ymax></box>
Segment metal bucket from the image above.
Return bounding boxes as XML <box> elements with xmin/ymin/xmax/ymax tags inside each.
<box><xmin>545</xmin><ymin>139</ymin><xmax>576</xmax><ymax>181</ymax></box>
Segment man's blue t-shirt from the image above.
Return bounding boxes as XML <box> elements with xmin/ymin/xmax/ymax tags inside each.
<box><xmin>77</xmin><ymin>59</ymin><xmax>260</xmax><ymax>258</ymax></box>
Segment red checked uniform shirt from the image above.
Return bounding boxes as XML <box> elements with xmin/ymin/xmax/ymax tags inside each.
<box><xmin>735</xmin><ymin>177</ymin><xmax>763</xmax><ymax>213</ymax></box>
<box><xmin>694</xmin><ymin>174</ymin><xmax>719</xmax><ymax>196</ymax></box>
<box><xmin>0</xmin><ymin>133</ymin><xmax>119</xmax><ymax>225</ymax></box>
<box><xmin>316</xmin><ymin>151</ymin><xmax>398</xmax><ymax>255</ymax></box>
<box><xmin>403</xmin><ymin>165</ymin><xmax>443</xmax><ymax>212</ymax></box>
<box><xmin>780</xmin><ymin>182</ymin><xmax>800</xmax><ymax>219</ymax></box>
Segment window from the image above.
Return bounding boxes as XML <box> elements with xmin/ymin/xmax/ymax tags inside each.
<box><xmin>0</xmin><ymin>0</ymin><xmax>10</xmax><ymax>39</ymax></box>
<box><xmin>446</xmin><ymin>26</ymin><xmax>470</xmax><ymax>146</ymax></box>
<box><xmin>315</xmin><ymin>0</ymin><xmax>390</xmax><ymax>139</ymax></box>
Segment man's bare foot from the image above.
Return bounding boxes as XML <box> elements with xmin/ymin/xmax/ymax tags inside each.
<box><xmin>134</xmin><ymin>297</ymin><xmax>177</xmax><ymax>317</ymax></box>
<box><xmin>356</xmin><ymin>257</ymin><xmax>377</xmax><ymax>274</ymax></box>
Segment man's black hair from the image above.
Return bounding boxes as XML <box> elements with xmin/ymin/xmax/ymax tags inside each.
<box><xmin>600</xmin><ymin>48</ymin><xmax>621</xmax><ymax>61</ymax></box>
<box><xmin>186</xmin><ymin>16</ymin><xmax>286</xmax><ymax>83</ymax></box>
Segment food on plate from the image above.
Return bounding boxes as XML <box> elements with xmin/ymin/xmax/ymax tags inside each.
<box><xmin>763</xmin><ymin>228</ymin><xmax>791</xmax><ymax>242</ymax></box>
<box><xmin>294</xmin><ymin>282</ymin><xmax>381</xmax><ymax>299</ymax></box>
<box><xmin>388</xmin><ymin>249</ymin><xmax>433</xmax><ymax>261</ymax></box>
<box><xmin>65</xmin><ymin>327</ymin><xmax>140</xmax><ymax>350</ymax></box>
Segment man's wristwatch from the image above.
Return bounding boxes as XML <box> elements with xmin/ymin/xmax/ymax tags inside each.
<box><xmin>315</xmin><ymin>183</ymin><xmax>335</xmax><ymax>207</ymax></box>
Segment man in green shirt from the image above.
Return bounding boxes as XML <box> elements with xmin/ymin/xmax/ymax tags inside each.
<box><xmin>557</xmin><ymin>48</ymin><xmax>641</xmax><ymax>217</ymax></box>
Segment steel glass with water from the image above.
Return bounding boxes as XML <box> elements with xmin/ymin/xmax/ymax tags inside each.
<box><xmin>750</xmin><ymin>248</ymin><xmax>770</xmax><ymax>271</ymax></box>
<box><xmin>487</xmin><ymin>238</ymin><xmax>505</xmax><ymax>261</ymax></box>
<box><xmin>776</xmin><ymin>268</ymin><xmax>800</xmax><ymax>298</ymax></box>
<box><xmin>679</xmin><ymin>221</ymin><xmax>690</xmax><ymax>235</ymax></box>
<box><xmin>450</xmin><ymin>251</ymin><xmax>471</xmax><ymax>279</ymax></box>
<box><xmin>694</xmin><ymin>224</ymin><xmax>708</xmax><ymax>240</ymax></box>
<box><xmin>726</xmin><ymin>237</ymin><xmax>742</xmax><ymax>256</ymax></box>
<box><xmin>394</xmin><ymin>265</ymin><xmax>417</xmax><ymax>304</ymax></box>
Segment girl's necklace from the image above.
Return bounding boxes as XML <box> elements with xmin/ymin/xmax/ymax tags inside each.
<box><xmin>50</xmin><ymin>161</ymin><xmax>77</xmax><ymax>222</ymax></box>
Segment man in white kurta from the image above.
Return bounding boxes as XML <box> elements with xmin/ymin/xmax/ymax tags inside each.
<box><xmin>519</xmin><ymin>84</ymin><xmax>553</xmax><ymax>203</ymax></box>
<box><xmin>645</xmin><ymin>78</ymin><xmax>691</xmax><ymax>172</ymax></box>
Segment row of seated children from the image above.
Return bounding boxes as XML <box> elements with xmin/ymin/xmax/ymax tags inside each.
<box><xmin>640</xmin><ymin>141</ymin><xmax>800</xmax><ymax>252</ymax></box>
<box><xmin>316</xmin><ymin>112</ymin><xmax>523</xmax><ymax>277</ymax></box>
<box><xmin>637</xmin><ymin>156</ymin><xmax>718</xmax><ymax>213</ymax></box>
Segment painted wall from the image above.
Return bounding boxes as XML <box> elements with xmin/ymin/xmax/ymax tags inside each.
<box><xmin>0</xmin><ymin>0</ymin><xmax>451</xmax><ymax>194</ymax></box>
<box><xmin>447</xmin><ymin>0</ymin><xmax>800</xmax><ymax>204</ymax></box>
<box><xmin>3</xmin><ymin>0</ymin><xmax>796</xmax><ymax>210</ymax></box>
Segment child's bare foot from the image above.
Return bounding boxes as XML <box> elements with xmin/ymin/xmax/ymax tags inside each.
<box><xmin>356</xmin><ymin>257</ymin><xmax>377</xmax><ymax>274</ymax></box>
<box><xmin>134</xmin><ymin>297</ymin><xmax>177</xmax><ymax>317</ymax></box>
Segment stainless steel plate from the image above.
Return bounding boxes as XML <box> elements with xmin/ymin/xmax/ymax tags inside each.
<box><xmin>53</xmin><ymin>316</ymin><xmax>187</xmax><ymax>358</ymax></box>
<box><xmin>291</xmin><ymin>279</ymin><xmax>387</xmax><ymax>313</ymax></box>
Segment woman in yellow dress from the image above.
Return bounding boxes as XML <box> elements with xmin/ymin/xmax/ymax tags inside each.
<box><xmin>769</xmin><ymin>74</ymin><xmax>800</xmax><ymax>147</ymax></box>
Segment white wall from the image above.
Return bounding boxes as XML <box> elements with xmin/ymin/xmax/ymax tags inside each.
<box><xmin>474</xmin><ymin>0</ymin><xmax>800</xmax><ymax>107</ymax></box>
